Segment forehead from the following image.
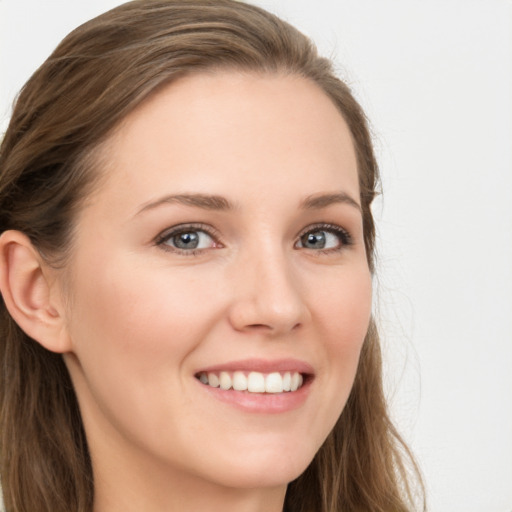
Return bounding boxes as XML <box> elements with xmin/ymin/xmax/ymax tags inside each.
<box><xmin>89</xmin><ymin>71</ymin><xmax>359</xmax><ymax>212</ymax></box>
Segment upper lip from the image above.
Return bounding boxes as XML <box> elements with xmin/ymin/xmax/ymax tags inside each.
<box><xmin>196</xmin><ymin>358</ymin><xmax>314</xmax><ymax>375</ymax></box>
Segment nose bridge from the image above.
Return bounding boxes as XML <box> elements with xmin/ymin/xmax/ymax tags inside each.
<box><xmin>228</xmin><ymin>238</ymin><xmax>308</xmax><ymax>334</ymax></box>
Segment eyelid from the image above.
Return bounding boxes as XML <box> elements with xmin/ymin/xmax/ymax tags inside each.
<box><xmin>154</xmin><ymin>221</ymin><xmax>353</xmax><ymax>255</ymax></box>
<box><xmin>155</xmin><ymin>222</ymin><xmax>223</xmax><ymax>254</ymax></box>
<box><xmin>295</xmin><ymin>222</ymin><xmax>353</xmax><ymax>251</ymax></box>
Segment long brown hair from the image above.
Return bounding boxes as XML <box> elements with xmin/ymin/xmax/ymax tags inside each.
<box><xmin>0</xmin><ymin>1</ymin><xmax>425</xmax><ymax>511</ymax></box>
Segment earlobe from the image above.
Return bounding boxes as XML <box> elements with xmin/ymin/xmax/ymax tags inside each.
<box><xmin>0</xmin><ymin>230</ymin><xmax>71</xmax><ymax>353</ymax></box>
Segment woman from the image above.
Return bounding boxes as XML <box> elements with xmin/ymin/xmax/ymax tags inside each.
<box><xmin>0</xmin><ymin>1</ymin><xmax>424</xmax><ymax>511</ymax></box>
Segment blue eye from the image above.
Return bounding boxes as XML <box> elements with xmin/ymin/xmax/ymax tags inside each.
<box><xmin>296</xmin><ymin>225</ymin><xmax>350</xmax><ymax>251</ymax></box>
<box><xmin>157</xmin><ymin>225</ymin><xmax>217</xmax><ymax>252</ymax></box>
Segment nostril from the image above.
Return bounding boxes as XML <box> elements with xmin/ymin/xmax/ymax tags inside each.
<box><xmin>247</xmin><ymin>322</ymin><xmax>302</xmax><ymax>331</ymax></box>
<box><xmin>245</xmin><ymin>321</ymin><xmax>302</xmax><ymax>332</ymax></box>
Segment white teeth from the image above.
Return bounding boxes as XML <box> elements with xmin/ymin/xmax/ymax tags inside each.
<box><xmin>247</xmin><ymin>372</ymin><xmax>266</xmax><ymax>393</ymax></box>
<box><xmin>232</xmin><ymin>371</ymin><xmax>248</xmax><ymax>391</ymax></box>
<box><xmin>290</xmin><ymin>372</ymin><xmax>302</xmax><ymax>392</ymax></box>
<box><xmin>282</xmin><ymin>372</ymin><xmax>291</xmax><ymax>391</ymax></box>
<box><xmin>208</xmin><ymin>372</ymin><xmax>220</xmax><ymax>388</ymax></box>
<box><xmin>265</xmin><ymin>372</ymin><xmax>283</xmax><ymax>393</ymax></box>
<box><xmin>219</xmin><ymin>371</ymin><xmax>232</xmax><ymax>390</ymax></box>
<box><xmin>198</xmin><ymin>370</ymin><xmax>305</xmax><ymax>394</ymax></box>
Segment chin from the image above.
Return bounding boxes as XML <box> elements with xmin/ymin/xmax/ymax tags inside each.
<box><xmin>195</xmin><ymin>443</ymin><xmax>317</xmax><ymax>490</ymax></box>
<box><xmin>207</xmin><ymin>466</ymin><xmax>307</xmax><ymax>491</ymax></box>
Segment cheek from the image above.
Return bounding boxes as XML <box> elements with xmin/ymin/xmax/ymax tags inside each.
<box><xmin>310</xmin><ymin>263</ymin><xmax>372</xmax><ymax>413</ymax></box>
<box><xmin>63</xmin><ymin>257</ymin><xmax>232</xmax><ymax>455</ymax></box>
<box><xmin>315</xmin><ymin>263</ymin><xmax>372</xmax><ymax>347</ymax></box>
<box><xmin>64</xmin><ymin>257</ymin><xmax>219</xmax><ymax>401</ymax></box>
<box><xmin>69</xmin><ymin>257</ymin><xmax>217</xmax><ymax>354</ymax></box>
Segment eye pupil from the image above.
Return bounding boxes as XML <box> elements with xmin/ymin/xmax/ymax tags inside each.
<box><xmin>303</xmin><ymin>231</ymin><xmax>326</xmax><ymax>249</ymax></box>
<box><xmin>174</xmin><ymin>232</ymin><xmax>199</xmax><ymax>249</ymax></box>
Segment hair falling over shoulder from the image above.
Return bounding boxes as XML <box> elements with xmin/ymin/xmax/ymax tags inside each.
<box><xmin>0</xmin><ymin>1</ymin><xmax>425</xmax><ymax>510</ymax></box>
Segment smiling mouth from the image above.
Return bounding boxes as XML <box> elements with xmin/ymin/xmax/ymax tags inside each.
<box><xmin>195</xmin><ymin>371</ymin><xmax>306</xmax><ymax>394</ymax></box>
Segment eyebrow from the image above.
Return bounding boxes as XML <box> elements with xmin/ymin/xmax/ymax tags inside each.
<box><xmin>300</xmin><ymin>192</ymin><xmax>361</xmax><ymax>212</ymax></box>
<box><xmin>136</xmin><ymin>193</ymin><xmax>234</xmax><ymax>215</ymax></box>
<box><xmin>135</xmin><ymin>191</ymin><xmax>361</xmax><ymax>216</ymax></box>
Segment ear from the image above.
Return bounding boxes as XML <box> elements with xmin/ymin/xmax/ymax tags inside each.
<box><xmin>0</xmin><ymin>230</ymin><xmax>71</xmax><ymax>353</ymax></box>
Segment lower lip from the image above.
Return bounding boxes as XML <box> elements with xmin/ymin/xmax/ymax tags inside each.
<box><xmin>196</xmin><ymin>378</ymin><xmax>312</xmax><ymax>414</ymax></box>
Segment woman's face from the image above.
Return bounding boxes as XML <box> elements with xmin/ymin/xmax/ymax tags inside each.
<box><xmin>60</xmin><ymin>72</ymin><xmax>372</xmax><ymax>491</ymax></box>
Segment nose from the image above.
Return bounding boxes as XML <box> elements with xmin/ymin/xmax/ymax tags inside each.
<box><xmin>227</xmin><ymin>248</ymin><xmax>310</xmax><ymax>336</ymax></box>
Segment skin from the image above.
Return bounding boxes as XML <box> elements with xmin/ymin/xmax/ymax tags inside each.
<box><xmin>5</xmin><ymin>72</ymin><xmax>373</xmax><ymax>511</ymax></box>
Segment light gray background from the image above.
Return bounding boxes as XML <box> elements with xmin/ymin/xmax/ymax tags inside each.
<box><xmin>1</xmin><ymin>1</ymin><xmax>511</xmax><ymax>511</ymax></box>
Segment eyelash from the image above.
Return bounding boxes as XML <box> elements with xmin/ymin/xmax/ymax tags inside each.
<box><xmin>295</xmin><ymin>223</ymin><xmax>353</xmax><ymax>254</ymax></box>
<box><xmin>155</xmin><ymin>223</ymin><xmax>222</xmax><ymax>256</ymax></box>
<box><xmin>155</xmin><ymin>222</ymin><xmax>352</xmax><ymax>256</ymax></box>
